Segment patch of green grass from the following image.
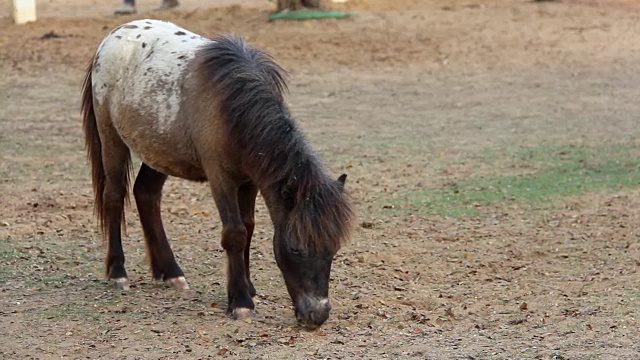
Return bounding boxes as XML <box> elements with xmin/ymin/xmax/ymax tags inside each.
<box><xmin>22</xmin><ymin>274</ymin><xmax>71</xmax><ymax>290</ymax></box>
<box><xmin>39</xmin><ymin>304</ymin><xmax>102</xmax><ymax>322</ymax></box>
<box><xmin>391</xmin><ymin>144</ymin><xmax>640</xmax><ymax>217</ymax></box>
<box><xmin>0</xmin><ymin>241</ymin><xmax>20</xmax><ymax>284</ymax></box>
<box><xmin>41</xmin><ymin>275</ymin><xmax>70</xmax><ymax>283</ymax></box>
<box><xmin>0</xmin><ymin>237</ymin><xmax>100</xmax><ymax>290</ymax></box>
<box><xmin>0</xmin><ymin>241</ymin><xmax>18</xmax><ymax>258</ymax></box>
<box><xmin>269</xmin><ymin>9</ymin><xmax>356</xmax><ymax>21</ymax></box>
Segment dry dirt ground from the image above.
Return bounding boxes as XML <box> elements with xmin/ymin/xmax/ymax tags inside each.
<box><xmin>2</xmin><ymin>0</ymin><xmax>640</xmax><ymax>359</ymax></box>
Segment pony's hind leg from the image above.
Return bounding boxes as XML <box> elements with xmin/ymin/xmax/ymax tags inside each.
<box><xmin>101</xmin><ymin>133</ymin><xmax>133</xmax><ymax>290</ymax></box>
<box><xmin>133</xmin><ymin>164</ymin><xmax>189</xmax><ymax>290</ymax></box>
<box><xmin>238</xmin><ymin>182</ymin><xmax>259</xmax><ymax>298</ymax></box>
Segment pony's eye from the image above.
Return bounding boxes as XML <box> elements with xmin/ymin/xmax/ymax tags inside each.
<box><xmin>290</xmin><ymin>247</ymin><xmax>302</xmax><ymax>255</ymax></box>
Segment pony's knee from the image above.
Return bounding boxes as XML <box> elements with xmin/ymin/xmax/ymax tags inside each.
<box><xmin>221</xmin><ymin>225</ymin><xmax>247</xmax><ymax>253</ymax></box>
<box><xmin>242</xmin><ymin>217</ymin><xmax>255</xmax><ymax>233</ymax></box>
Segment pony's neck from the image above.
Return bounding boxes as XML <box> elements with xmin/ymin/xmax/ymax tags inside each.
<box><xmin>243</xmin><ymin>119</ymin><xmax>325</xmax><ymax>201</ymax></box>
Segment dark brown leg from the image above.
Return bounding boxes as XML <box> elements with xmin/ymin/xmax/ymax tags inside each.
<box><xmin>114</xmin><ymin>0</ymin><xmax>136</xmax><ymax>15</ymax></box>
<box><xmin>238</xmin><ymin>182</ymin><xmax>258</xmax><ymax>297</ymax></box>
<box><xmin>209</xmin><ymin>177</ymin><xmax>254</xmax><ymax>319</ymax></box>
<box><xmin>104</xmin><ymin>179</ymin><xmax>127</xmax><ymax>287</ymax></box>
<box><xmin>102</xmin><ymin>140</ymin><xmax>132</xmax><ymax>290</ymax></box>
<box><xmin>133</xmin><ymin>164</ymin><xmax>188</xmax><ymax>289</ymax></box>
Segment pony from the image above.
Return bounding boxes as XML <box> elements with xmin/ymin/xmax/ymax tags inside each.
<box><xmin>81</xmin><ymin>19</ymin><xmax>354</xmax><ymax>329</ymax></box>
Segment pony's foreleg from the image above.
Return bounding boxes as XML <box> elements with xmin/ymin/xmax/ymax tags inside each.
<box><xmin>133</xmin><ymin>164</ymin><xmax>188</xmax><ymax>290</ymax></box>
<box><xmin>209</xmin><ymin>178</ymin><xmax>255</xmax><ymax>320</ymax></box>
<box><xmin>101</xmin><ymin>133</ymin><xmax>132</xmax><ymax>290</ymax></box>
<box><xmin>237</xmin><ymin>182</ymin><xmax>259</xmax><ymax>298</ymax></box>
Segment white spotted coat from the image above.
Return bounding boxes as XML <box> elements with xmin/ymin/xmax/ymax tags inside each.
<box><xmin>92</xmin><ymin>19</ymin><xmax>210</xmax><ymax>135</ymax></box>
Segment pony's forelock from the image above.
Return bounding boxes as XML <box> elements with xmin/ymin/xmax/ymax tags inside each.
<box><xmin>286</xmin><ymin>179</ymin><xmax>355</xmax><ymax>253</ymax></box>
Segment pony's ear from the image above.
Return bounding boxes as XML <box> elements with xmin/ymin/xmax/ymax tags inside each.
<box><xmin>337</xmin><ymin>173</ymin><xmax>347</xmax><ymax>190</ymax></box>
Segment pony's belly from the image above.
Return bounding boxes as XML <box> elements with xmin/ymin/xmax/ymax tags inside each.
<box><xmin>123</xmin><ymin>132</ymin><xmax>206</xmax><ymax>181</ymax></box>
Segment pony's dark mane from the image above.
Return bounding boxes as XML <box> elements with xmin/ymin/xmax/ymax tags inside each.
<box><xmin>197</xmin><ymin>34</ymin><xmax>354</xmax><ymax>252</ymax></box>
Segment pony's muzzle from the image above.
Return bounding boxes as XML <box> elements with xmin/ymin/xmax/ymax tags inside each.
<box><xmin>295</xmin><ymin>297</ymin><xmax>331</xmax><ymax>329</ymax></box>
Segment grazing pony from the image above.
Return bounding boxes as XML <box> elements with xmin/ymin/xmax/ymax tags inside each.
<box><xmin>81</xmin><ymin>19</ymin><xmax>354</xmax><ymax>328</ymax></box>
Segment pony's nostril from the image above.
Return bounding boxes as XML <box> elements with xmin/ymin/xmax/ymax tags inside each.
<box><xmin>310</xmin><ymin>308</ymin><xmax>330</xmax><ymax>326</ymax></box>
<box><xmin>324</xmin><ymin>303</ymin><xmax>331</xmax><ymax>312</ymax></box>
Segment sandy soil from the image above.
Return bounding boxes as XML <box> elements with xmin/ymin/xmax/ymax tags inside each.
<box><xmin>1</xmin><ymin>0</ymin><xmax>640</xmax><ymax>359</ymax></box>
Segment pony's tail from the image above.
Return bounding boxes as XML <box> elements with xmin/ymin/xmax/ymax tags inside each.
<box><xmin>81</xmin><ymin>58</ymin><xmax>107</xmax><ymax>235</ymax></box>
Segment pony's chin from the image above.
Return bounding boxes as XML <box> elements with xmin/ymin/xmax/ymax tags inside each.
<box><xmin>296</xmin><ymin>313</ymin><xmax>328</xmax><ymax>330</ymax></box>
<box><xmin>298</xmin><ymin>320</ymin><xmax>322</xmax><ymax>330</ymax></box>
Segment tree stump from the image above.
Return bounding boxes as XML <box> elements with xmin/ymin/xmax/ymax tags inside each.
<box><xmin>276</xmin><ymin>0</ymin><xmax>322</xmax><ymax>11</ymax></box>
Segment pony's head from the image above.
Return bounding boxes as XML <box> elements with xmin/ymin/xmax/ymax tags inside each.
<box><xmin>269</xmin><ymin>173</ymin><xmax>353</xmax><ymax>329</ymax></box>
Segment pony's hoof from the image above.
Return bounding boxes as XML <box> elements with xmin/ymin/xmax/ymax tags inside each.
<box><xmin>231</xmin><ymin>307</ymin><xmax>254</xmax><ymax>320</ymax></box>
<box><xmin>111</xmin><ymin>277</ymin><xmax>130</xmax><ymax>291</ymax></box>
<box><xmin>165</xmin><ymin>276</ymin><xmax>190</xmax><ymax>290</ymax></box>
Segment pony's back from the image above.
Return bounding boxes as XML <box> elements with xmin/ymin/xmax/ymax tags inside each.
<box><xmin>93</xmin><ymin>19</ymin><xmax>209</xmax><ymax>134</ymax></box>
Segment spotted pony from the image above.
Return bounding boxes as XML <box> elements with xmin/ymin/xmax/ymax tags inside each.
<box><xmin>81</xmin><ymin>19</ymin><xmax>354</xmax><ymax>329</ymax></box>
